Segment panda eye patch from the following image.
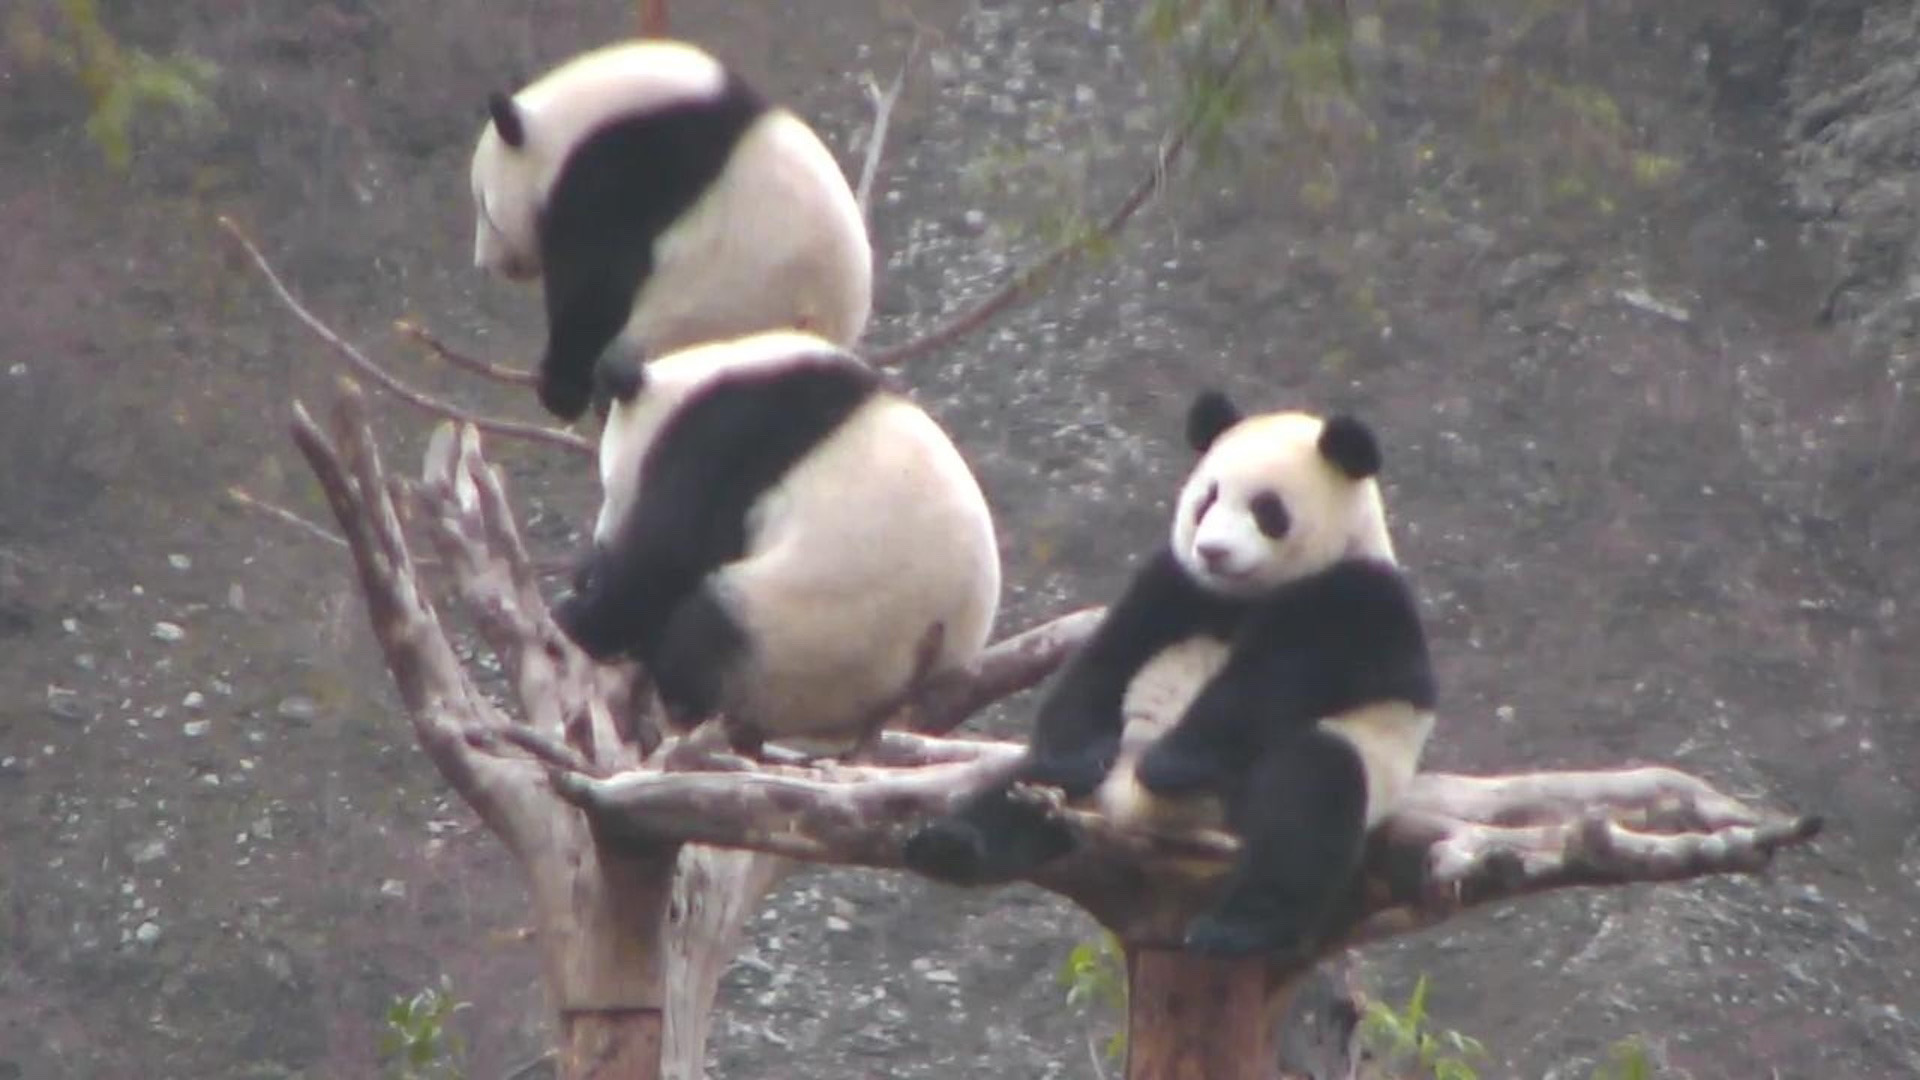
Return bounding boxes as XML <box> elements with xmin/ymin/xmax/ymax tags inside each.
<box><xmin>1250</xmin><ymin>491</ymin><xmax>1290</xmax><ymax>538</ymax></box>
<box><xmin>1193</xmin><ymin>482</ymin><xmax>1218</xmax><ymax>525</ymax></box>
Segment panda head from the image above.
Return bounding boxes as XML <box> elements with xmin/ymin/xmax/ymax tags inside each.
<box><xmin>469</xmin><ymin>40</ymin><xmax>731</xmax><ymax>281</ymax></box>
<box><xmin>1170</xmin><ymin>390</ymin><xmax>1394</xmax><ymax>598</ymax></box>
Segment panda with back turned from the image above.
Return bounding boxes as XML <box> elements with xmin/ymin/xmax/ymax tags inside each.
<box><xmin>553</xmin><ymin>330</ymin><xmax>1001</xmax><ymax>755</ymax></box>
<box><xmin>904</xmin><ymin>390</ymin><xmax>1435</xmax><ymax>959</ymax></box>
<box><xmin>469</xmin><ymin>40</ymin><xmax>873</xmax><ymax>421</ymax></box>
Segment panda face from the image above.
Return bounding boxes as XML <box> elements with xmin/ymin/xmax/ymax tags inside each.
<box><xmin>470</xmin><ymin>131</ymin><xmax>542</xmax><ymax>281</ymax></box>
<box><xmin>1170</xmin><ymin>408</ymin><xmax>1385</xmax><ymax>598</ymax></box>
<box><xmin>469</xmin><ymin>40</ymin><xmax>731</xmax><ymax>282</ymax></box>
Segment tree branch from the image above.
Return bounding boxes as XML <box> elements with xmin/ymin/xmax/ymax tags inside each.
<box><xmin>867</xmin><ymin>25</ymin><xmax>1259</xmax><ymax>368</ymax></box>
<box><xmin>227</xmin><ymin>485</ymin><xmax>348</xmax><ymax>550</ymax></box>
<box><xmin>221</xmin><ymin>217</ymin><xmax>593</xmax><ymax>458</ymax></box>
<box><xmin>553</xmin><ymin>747</ymin><xmax>1821</xmax><ymax>959</ymax></box>
<box><xmin>855</xmin><ymin>35</ymin><xmax>919</xmax><ymax>219</ymax></box>
<box><xmin>395</xmin><ymin>320</ymin><xmax>537</xmax><ymax>388</ymax></box>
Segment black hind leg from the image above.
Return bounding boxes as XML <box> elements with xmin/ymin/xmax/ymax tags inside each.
<box><xmin>1183</xmin><ymin>729</ymin><xmax>1368</xmax><ymax>959</ymax></box>
<box><xmin>902</xmin><ymin>780</ymin><xmax>1077</xmax><ymax>885</ymax></box>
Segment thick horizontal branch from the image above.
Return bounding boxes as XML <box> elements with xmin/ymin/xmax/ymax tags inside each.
<box><xmin>552</xmin><ymin>744</ymin><xmax>1821</xmax><ymax>957</ymax></box>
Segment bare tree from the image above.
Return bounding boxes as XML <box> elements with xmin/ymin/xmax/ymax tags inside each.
<box><xmin>274</xmin><ymin>375</ymin><xmax>1816</xmax><ymax>1080</ymax></box>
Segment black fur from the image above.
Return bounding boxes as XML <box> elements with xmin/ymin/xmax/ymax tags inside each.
<box><xmin>904</xmin><ymin>551</ymin><xmax>1433</xmax><ymax>958</ymax></box>
<box><xmin>1186</xmin><ymin>390</ymin><xmax>1243</xmax><ymax>452</ymax></box>
<box><xmin>553</xmin><ymin>350</ymin><xmax>881</xmax><ymax>708</ymax></box>
<box><xmin>533</xmin><ymin>71</ymin><xmax>767</xmax><ymax>420</ymax></box>
<box><xmin>1317</xmin><ymin>415</ymin><xmax>1382</xmax><ymax>480</ymax></box>
<box><xmin>488</xmin><ymin>92</ymin><xmax>526</xmax><ymax>148</ymax></box>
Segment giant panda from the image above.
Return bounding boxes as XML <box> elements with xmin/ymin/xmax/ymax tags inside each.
<box><xmin>903</xmin><ymin>390</ymin><xmax>1435</xmax><ymax>959</ymax></box>
<box><xmin>552</xmin><ymin>329</ymin><xmax>1001</xmax><ymax>754</ymax></box>
<box><xmin>470</xmin><ymin>39</ymin><xmax>873</xmax><ymax>422</ymax></box>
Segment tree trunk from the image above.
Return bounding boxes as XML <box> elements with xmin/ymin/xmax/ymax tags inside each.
<box><xmin>1124</xmin><ymin>948</ymin><xmax>1271</xmax><ymax>1080</ymax></box>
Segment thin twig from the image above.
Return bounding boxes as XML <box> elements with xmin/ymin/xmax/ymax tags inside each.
<box><xmin>227</xmin><ymin>486</ymin><xmax>347</xmax><ymax>550</ymax></box>
<box><xmin>869</xmin><ymin>30</ymin><xmax>1259</xmax><ymax>368</ymax></box>
<box><xmin>219</xmin><ymin>216</ymin><xmax>593</xmax><ymax>458</ymax></box>
<box><xmin>856</xmin><ymin>34</ymin><xmax>920</xmax><ymax>219</ymax></box>
<box><xmin>394</xmin><ymin>320</ymin><xmax>537</xmax><ymax>387</ymax></box>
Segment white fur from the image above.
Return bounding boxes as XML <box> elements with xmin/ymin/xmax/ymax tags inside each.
<box><xmin>1171</xmin><ymin>411</ymin><xmax>1395</xmax><ymax>598</ymax></box>
<box><xmin>595</xmin><ymin>331</ymin><xmax>1000</xmax><ymax>747</ymax></box>
<box><xmin>468</xmin><ymin>40</ymin><xmax>872</xmax><ymax>351</ymax></box>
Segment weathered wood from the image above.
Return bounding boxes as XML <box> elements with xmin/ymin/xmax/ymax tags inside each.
<box><xmin>1125</xmin><ymin>948</ymin><xmax>1270</xmax><ymax>1080</ymax></box>
<box><xmin>563</xmin><ymin>1007</ymin><xmax>665</xmax><ymax>1080</ymax></box>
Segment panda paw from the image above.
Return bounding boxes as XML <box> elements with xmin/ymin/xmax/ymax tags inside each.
<box><xmin>1023</xmin><ymin>740</ymin><xmax>1120</xmax><ymax>798</ymax></box>
<box><xmin>902</xmin><ymin>819</ymin><xmax>994</xmax><ymax>884</ymax></box>
<box><xmin>1134</xmin><ymin>740</ymin><xmax>1231</xmax><ymax>797</ymax></box>
<box><xmin>1181</xmin><ymin>912</ymin><xmax>1314</xmax><ymax>961</ymax></box>
<box><xmin>902</xmin><ymin>796</ymin><xmax>1077</xmax><ymax>885</ymax></box>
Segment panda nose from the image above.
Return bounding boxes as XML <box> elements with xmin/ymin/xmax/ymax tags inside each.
<box><xmin>1197</xmin><ymin>542</ymin><xmax>1234</xmax><ymax>573</ymax></box>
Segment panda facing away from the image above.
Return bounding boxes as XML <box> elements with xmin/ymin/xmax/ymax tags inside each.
<box><xmin>552</xmin><ymin>330</ymin><xmax>1001</xmax><ymax>755</ymax></box>
<box><xmin>903</xmin><ymin>390</ymin><xmax>1436</xmax><ymax>959</ymax></box>
<box><xmin>470</xmin><ymin>40</ymin><xmax>873</xmax><ymax>421</ymax></box>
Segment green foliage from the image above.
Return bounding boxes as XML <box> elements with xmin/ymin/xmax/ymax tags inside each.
<box><xmin>5</xmin><ymin>0</ymin><xmax>217</xmax><ymax>171</ymax></box>
<box><xmin>1058</xmin><ymin>931</ymin><xmax>1128</xmax><ymax>1064</ymax></box>
<box><xmin>1591</xmin><ymin>1037</ymin><xmax>1657</xmax><ymax>1080</ymax></box>
<box><xmin>379</xmin><ymin>976</ymin><xmax>471</xmax><ymax>1080</ymax></box>
<box><xmin>1360</xmin><ymin>975</ymin><xmax>1488</xmax><ymax>1080</ymax></box>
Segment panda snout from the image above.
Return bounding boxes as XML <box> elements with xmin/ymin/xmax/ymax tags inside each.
<box><xmin>1196</xmin><ymin>541</ymin><xmax>1236</xmax><ymax>574</ymax></box>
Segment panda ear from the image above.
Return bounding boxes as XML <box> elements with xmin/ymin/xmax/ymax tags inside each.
<box><xmin>488</xmin><ymin>92</ymin><xmax>527</xmax><ymax>150</ymax></box>
<box><xmin>1318</xmin><ymin>415</ymin><xmax>1381</xmax><ymax>480</ymax></box>
<box><xmin>1186</xmin><ymin>390</ymin><xmax>1242</xmax><ymax>452</ymax></box>
<box><xmin>595</xmin><ymin>350</ymin><xmax>647</xmax><ymax>405</ymax></box>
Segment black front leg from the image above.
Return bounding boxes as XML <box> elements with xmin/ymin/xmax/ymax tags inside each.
<box><xmin>1182</xmin><ymin>728</ymin><xmax>1368</xmax><ymax>959</ymax></box>
<box><xmin>1024</xmin><ymin>548</ymin><xmax>1230</xmax><ymax>797</ymax></box>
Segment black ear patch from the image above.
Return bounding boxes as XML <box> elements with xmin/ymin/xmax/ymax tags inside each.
<box><xmin>1318</xmin><ymin>415</ymin><xmax>1381</xmax><ymax>479</ymax></box>
<box><xmin>595</xmin><ymin>349</ymin><xmax>647</xmax><ymax>405</ymax></box>
<box><xmin>1186</xmin><ymin>390</ymin><xmax>1243</xmax><ymax>452</ymax></box>
<box><xmin>488</xmin><ymin>92</ymin><xmax>527</xmax><ymax>149</ymax></box>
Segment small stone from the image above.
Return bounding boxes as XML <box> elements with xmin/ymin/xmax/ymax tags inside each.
<box><xmin>151</xmin><ymin>622</ymin><xmax>185</xmax><ymax>643</ymax></box>
<box><xmin>168</xmin><ymin>554</ymin><xmax>192</xmax><ymax>571</ymax></box>
<box><xmin>183</xmin><ymin>692</ymin><xmax>205</xmax><ymax>710</ymax></box>
<box><xmin>46</xmin><ymin>686</ymin><xmax>84</xmax><ymax>720</ymax></box>
<box><xmin>135</xmin><ymin>921</ymin><xmax>161</xmax><ymax>945</ymax></box>
<box><xmin>61</xmin><ymin>617</ymin><xmax>79</xmax><ymax>634</ymax></box>
<box><xmin>276</xmin><ymin>696</ymin><xmax>319</xmax><ymax>723</ymax></box>
<box><xmin>227</xmin><ymin>583</ymin><xmax>246</xmax><ymax>612</ymax></box>
<box><xmin>825</xmin><ymin>916</ymin><xmax>852</xmax><ymax>933</ymax></box>
<box><xmin>182</xmin><ymin>720</ymin><xmax>210</xmax><ymax>738</ymax></box>
<box><xmin>131</xmin><ymin>839</ymin><xmax>168</xmax><ymax>865</ymax></box>
<box><xmin>380</xmin><ymin>878</ymin><xmax>407</xmax><ymax>899</ymax></box>
<box><xmin>921</xmin><ymin>968</ymin><xmax>959</xmax><ymax>985</ymax></box>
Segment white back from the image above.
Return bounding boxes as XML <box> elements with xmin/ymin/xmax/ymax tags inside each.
<box><xmin>628</xmin><ymin>109</ymin><xmax>872</xmax><ymax>353</ymax></box>
<box><xmin>592</xmin><ymin>328</ymin><xmax>833</xmax><ymax>545</ymax></box>
<box><xmin>469</xmin><ymin>40</ymin><xmax>729</xmax><ymax>278</ymax></box>
<box><xmin>1170</xmin><ymin>411</ymin><xmax>1396</xmax><ymax>598</ymax></box>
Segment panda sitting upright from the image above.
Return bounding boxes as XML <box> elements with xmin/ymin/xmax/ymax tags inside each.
<box><xmin>904</xmin><ymin>390</ymin><xmax>1435</xmax><ymax>959</ymax></box>
<box><xmin>469</xmin><ymin>40</ymin><xmax>872</xmax><ymax>421</ymax></box>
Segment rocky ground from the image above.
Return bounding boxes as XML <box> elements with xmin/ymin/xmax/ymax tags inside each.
<box><xmin>2</xmin><ymin>0</ymin><xmax>1917</xmax><ymax>1077</ymax></box>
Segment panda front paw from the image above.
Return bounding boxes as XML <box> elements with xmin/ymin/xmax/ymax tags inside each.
<box><xmin>902</xmin><ymin>819</ymin><xmax>994</xmax><ymax>885</ymax></box>
<box><xmin>902</xmin><ymin>792</ymin><xmax>1078</xmax><ymax>885</ymax></box>
<box><xmin>1134</xmin><ymin>740</ymin><xmax>1231</xmax><ymax>797</ymax></box>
